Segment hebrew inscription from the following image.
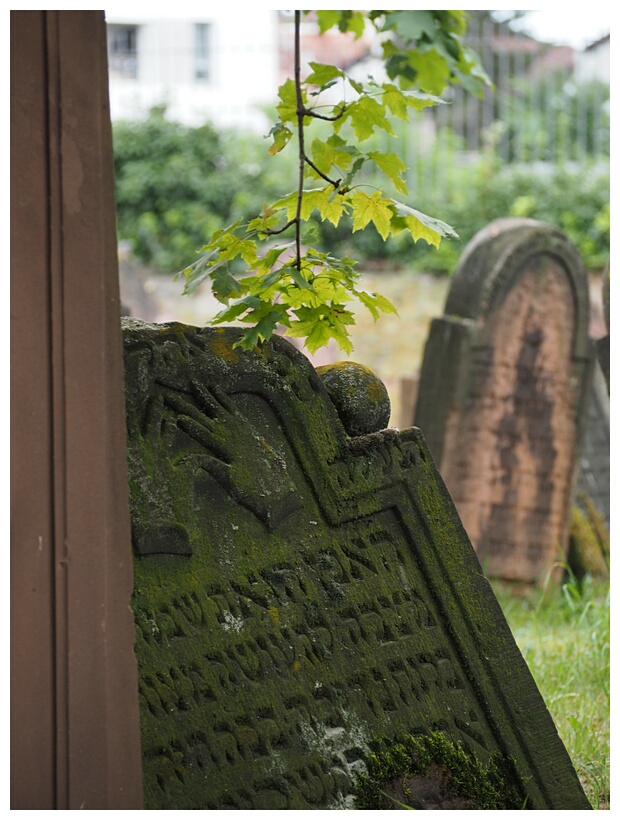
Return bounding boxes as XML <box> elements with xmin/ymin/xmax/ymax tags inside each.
<box><xmin>123</xmin><ymin>317</ymin><xmax>590</xmax><ymax>810</ymax></box>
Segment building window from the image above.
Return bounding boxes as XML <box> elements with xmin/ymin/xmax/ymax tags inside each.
<box><xmin>195</xmin><ymin>23</ymin><xmax>211</xmax><ymax>81</ymax></box>
<box><xmin>107</xmin><ymin>24</ymin><xmax>138</xmax><ymax>80</ymax></box>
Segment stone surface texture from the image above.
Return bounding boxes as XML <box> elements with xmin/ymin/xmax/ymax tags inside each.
<box><xmin>122</xmin><ymin>318</ymin><xmax>590</xmax><ymax>810</ymax></box>
<box><xmin>316</xmin><ymin>361</ymin><xmax>391</xmax><ymax>437</ymax></box>
<box><xmin>415</xmin><ymin>218</ymin><xmax>594</xmax><ymax>583</ymax></box>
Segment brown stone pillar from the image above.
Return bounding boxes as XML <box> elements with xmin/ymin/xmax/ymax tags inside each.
<box><xmin>11</xmin><ymin>10</ymin><xmax>143</xmax><ymax>808</ymax></box>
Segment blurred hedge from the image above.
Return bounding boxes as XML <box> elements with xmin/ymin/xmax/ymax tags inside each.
<box><xmin>113</xmin><ymin>109</ymin><xmax>609</xmax><ymax>276</ymax></box>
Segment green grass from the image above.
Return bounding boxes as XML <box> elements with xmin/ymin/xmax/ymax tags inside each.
<box><xmin>492</xmin><ymin>569</ymin><xmax>610</xmax><ymax>810</ymax></box>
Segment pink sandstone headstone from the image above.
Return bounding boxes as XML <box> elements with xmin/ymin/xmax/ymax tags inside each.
<box><xmin>415</xmin><ymin>218</ymin><xmax>594</xmax><ymax>583</ymax></box>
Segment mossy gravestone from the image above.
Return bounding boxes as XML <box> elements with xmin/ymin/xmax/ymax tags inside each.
<box><xmin>415</xmin><ymin>218</ymin><xmax>593</xmax><ymax>584</ymax></box>
<box><xmin>122</xmin><ymin>318</ymin><xmax>590</xmax><ymax>810</ymax></box>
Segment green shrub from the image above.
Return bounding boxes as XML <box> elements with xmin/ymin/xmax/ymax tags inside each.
<box><xmin>113</xmin><ymin>110</ymin><xmax>609</xmax><ymax>276</ymax></box>
<box><xmin>318</xmin><ymin>153</ymin><xmax>610</xmax><ymax>274</ymax></box>
<box><xmin>113</xmin><ymin>107</ymin><xmax>294</xmax><ymax>273</ymax></box>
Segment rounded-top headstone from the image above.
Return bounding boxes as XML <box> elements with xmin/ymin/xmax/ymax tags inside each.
<box><xmin>316</xmin><ymin>361</ymin><xmax>391</xmax><ymax>437</ymax></box>
<box><xmin>443</xmin><ymin>217</ymin><xmax>590</xmax><ymax>358</ymax></box>
<box><xmin>415</xmin><ymin>217</ymin><xmax>593</xmax><ymax>584</ymax></box>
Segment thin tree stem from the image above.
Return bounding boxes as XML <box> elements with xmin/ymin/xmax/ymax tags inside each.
<box><xmin>264</xmin><ymin>219</ymin><xmax>296</xmax><ymax>236</ymax></box>
<box><xmin>294</xmin><ymin>10</ymin><xmax>304</xmax><ymax>272</ymax></box>
<box><xmin>305</xmin><ymin>156</ymin><xmax>341</xmax><ymax>189</ymax></box>
<box><xmin>304</xmin><ymin>108</ymin><xmax>346</xmax><ymax>122</ymax></box>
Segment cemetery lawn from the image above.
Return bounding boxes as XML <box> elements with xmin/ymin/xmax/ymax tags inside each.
<box><xmin>493</xmin><ymin>574</ymin><xmax>610</xmax><ymax>810</ymax></box>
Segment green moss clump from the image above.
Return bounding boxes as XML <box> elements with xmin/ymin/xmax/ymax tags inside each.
<box><xmin>568</xmin><ymin>497</ymin><xmax>609</xmax><ymax>581</ymax></box>
<box><xmin>316</xmin><ymin>361</ymin><xmax>390</xmax><ymax>437</ymax></box>
<box><xmin>354</xmin><ymin>732</ymin><xmax>525</xmax><ymax>810</ymax></box>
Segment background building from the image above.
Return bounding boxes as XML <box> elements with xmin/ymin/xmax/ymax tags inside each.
<box><xmin>106</xmin><ymin>10</ymin><xmax>280</xmax><ymax>130</ymax></box>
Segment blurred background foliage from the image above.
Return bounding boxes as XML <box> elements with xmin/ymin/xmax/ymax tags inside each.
<box><xmin>114</xmin><ymin>109</ymin><xmax>610</xmax><ymax>274</ymax></box>
<box><xmin>113</xmin><ymin>103</ymin><xmax>609</xmax><ymax>276</ymax></box>
<box><xmin>112</xmin><ymin>10</ymin><xmax>609</xmax><ymax>278</ymax></box>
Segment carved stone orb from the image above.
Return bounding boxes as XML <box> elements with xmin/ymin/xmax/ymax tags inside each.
<box><xmin>316</xmin><ymin>361</ymin><xmax>391</xmax><ymax>437</ymax></box>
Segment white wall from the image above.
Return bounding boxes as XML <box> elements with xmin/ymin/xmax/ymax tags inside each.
<box><xmin>106</xmin><ymin>10</ymin><xmax>280</xmax><ymax>131</ymax></box>
<box><xmin>574</xmin><ymin>37</ymin><xmax>610</xmax><ymax>85</ymax></box>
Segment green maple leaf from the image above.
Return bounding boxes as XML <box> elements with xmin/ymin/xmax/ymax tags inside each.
<box><xmin>247</xmin><ymin>208</ymin><xmax>280</xmax><ymax>234</ymax></box>
<box><xmin>315</xmin><ymin>188</ymin><xmax>348</xmax><ymax>226</ymax></box>
<box><xmin>300</xmin><ymin>222</ymin><xmax>320</xmax><ymax>244</ymax></box>
<box><xmin>305</xmin><ymin>321</ymin><xmax>334</xmax><ymax>353</ymax></box>
<box><xmin>211</xmin><ymin>267</ymin><xmax>242</xmax><ymax>302</ymax></box>
<box><xmin>382</xmin><ymin>83</ymin><xmax>410</xmax><ymax>120</ymax></box>
<box><xmin>445</xmin><ymin>10</ymin><xmax>467</xmax><ymax>35</ymax></box>
<box><xmin>312</xmin><ymin>276</ymin><xmax>349</xmax><ymax>304</ymax></box>
<box><xmin>298</xmin><ymin>188</ymin><xmax>329</xmax><ymax>221</ymax></box>
<box><xmin>385</xmin><ymin>10</ymin><xmax>438</xmax><ymax>43</ymax></box>
<box><xmin>271</xmin><ymin>190</ymin><xmax>297</xmax><ymax>220</ymax></box>
<box><xmin>273</xmin><ymin>188</ymin><xmax>325</xmax><ymax>221</ymax></box>
<box><xmin>255</xmin><ymin>244</ymin><xmax>293</xmax><ymax>276</ymax></box>
<box><xmin>408</xmin><ymin>48</ymin><xmax>450</xmax><ymax>95</ymax></box>
<box><xmin>339</xmin><ymin>96</ymin><xmax>395</xmax><ymax>141</ymax></box>
<box><xmin>273</xmin><ymin>187</ymin><xmax>347</xmax><ymax>227</ymax></box>
<box><xmin>390</xmin><ymin>200</ymin><xmax>458</xmax><ymax>247</ymax></box>
<box><xmin>285</xmin><ymin>306</ymin><xmax>324</xmax><ymax>338</ymax></box>
<box><xmin>180</xmin><ymin>252</ymin><xmax>214</xmax><ymax>294</ymax></box>
<box><xmin>349</xmin><ymin>190</ymin><xmax>393</xmax><ymax>240</ymax></box>
<box><xmin>372</xmin><ymin>291</ymin><xmax>399</xmax><ymax>317</ymax></box>
<box><xmin>315</xmin><ymin>10</ymin><xmax>341</xmax><ymax>34</ymax></box>
<box><xmin>342</xmin><ymin>11</ymin><xmax>366</xmax><ymax>39</ymax></box>
<box><xmin>219</xmin><ymin>233</ymin><xmax>259</xmax><ymax>266</ymax></box>
<box><xmin>212</xmin><ymin>294</ymin><xmax>261</xmax><ymax>325</ymax></box>
<box><xmin>212</xmin><ymin>301</ymin><xmax>251</xmax><ymax>325</ymax></box>
<box><xmin>276</xmin><ymin>78</ymin><xmax>300</xmax><ymax>124</ymax></box>
<box><xmin>287</xmin><ymin>300</ymin><xmax>356</xmax><ymax>354</ymax></box>
<box><xmin>367</xmin><ymin>151</ymin><xmax>408</xmax><ymax>195</ymax></box>
<box><xmin>268</xmin><ymin>122</ymin><xmax>293</xmax><ymax>155</ymax></box>
<box><xmin>357</xmin><ymin>290</ymin><xmax>399</xmax><ymax>321</ymax></box>
<box><xmin>305</xmin><ymin>62</ymin><xmax>345</xmax><ymax>90</ymax></box>
<box><xmin>237</xmin><ymin>304</ymin><xmax>291</xmax><ymax>349</ymax></box>
<box><xmin>310</xmin><ymin>135</ymin><xmax>355</xmax><ymax>176</ymax></box>
<box><xmin>384</xmin><ymin>84</ymin><xmax>446</xmax><ymax>113</ymax></box>
<box><xmin>406</xmin><ymin>90</ymin><xmax>447</xmax><ymax>110</ymax></box>
<box><xmin>283</xmin><ymin>284</ymin><xmax>319</xmax><ymax>310</ymax></box>
<box><xmin>287</xmin><ymin>264</ymin><xmax>313</xmax><ymax>291</ymax></box>
<box><xmin>301</xmin><ymin>316</ymin><xmax>355</xmax><ymax>355</ymax></box>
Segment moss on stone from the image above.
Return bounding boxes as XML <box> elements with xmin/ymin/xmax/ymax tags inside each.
<box><xmin>568</xmin><ymin>497</ymin><xmax>609</xmax><ymax>580</ymax></box>
<box><xmin>121</xmin><ymin>321</ymin><xmax>589</xmax><ymax>810</ymax></box>
<box><xmin>208</xmin><ymin>328</ymin><xmax>240</xmax><ymax>363</ymax></box>
<box><xmin>354</xmin><ymin>731</ymin><xmax>525</xmax><ymax>810</ymax></box>
<box><xmin>316</xmin><ymin>361</ymin><xmax>391</xmax><ymax>437</ymax></box>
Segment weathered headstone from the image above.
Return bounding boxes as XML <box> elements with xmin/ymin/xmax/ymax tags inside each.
<box><xmin>569</xmin><ymin>360</ymin><xmax>610</xmax><ymax>578</ymax></box>
<box><xmin>596</xmin><ymin>268</ymin><xmax>610</xmax><ymax>392</ymax></box>
<box><xmin>576</xmin><ymin>363</ymin><xmax>610</xmax><ymax>531</ymax></box>
<box><xmin>415</xmin><ymin>218</ymin><xmax>593</xmax><ymax>583</ymax></box>
<box><xmin>122</xmin><ymin>317</ymin><xmax>590</xmax><ymax>810</ymax></box>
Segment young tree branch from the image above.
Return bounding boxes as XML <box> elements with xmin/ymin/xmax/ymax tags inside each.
<box><xmin>264</xmin><ymin>219</ymin><xmax>296</xmax><ymax>236</ymax></box>
<box><xmin>304</xmin><ymin>156</ymin><xmax>341</xmax><ymax>189</ymax></box>
<box><xmin>303</xmin><ymin>107</ymin><xmax>347</xmax><ymax>122</ymax></box>
<box><xmin>294</xmin><ymin>10</ymin><xmax>305</xmax><ymax>273</ymax></box>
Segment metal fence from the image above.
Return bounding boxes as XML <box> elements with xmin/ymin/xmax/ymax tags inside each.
<box><xmin>364</xmin><ymin>15</ymin><xmax>610</xmax><ymax>199</ymax></box>
<box><xmin>106</xmin><ymin>14</ymin><xmax>610</xmax><ymax>204</ymax></box>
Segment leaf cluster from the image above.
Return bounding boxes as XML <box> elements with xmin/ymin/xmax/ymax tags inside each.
<box><xmin>179</xmin><ymin>11</ymin><xmax>490</xmax><ymax>352</ymax></box>
<box><xmin>316</xmin><ymin>151</ymin><xmax>609</xmax><ymax>276</ymax></box>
